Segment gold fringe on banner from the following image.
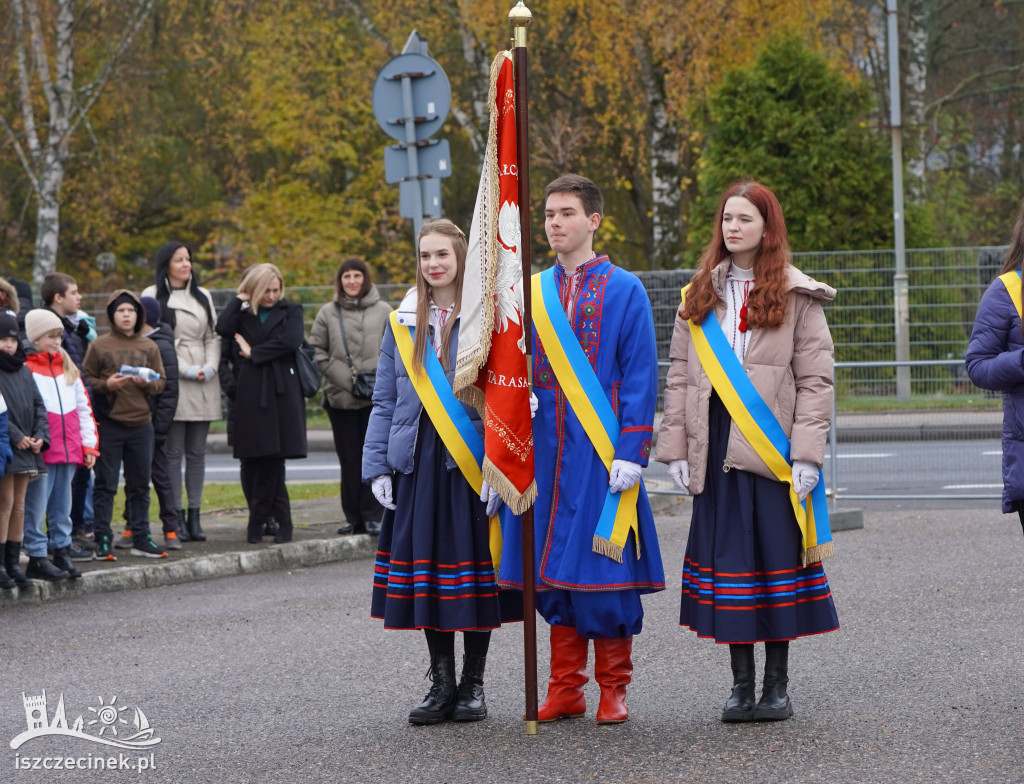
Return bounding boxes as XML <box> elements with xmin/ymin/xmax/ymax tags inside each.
<box><xmin>453</xmin><ymin>50</ymin><xmax>510</xmax><ymax>401</ymax></box>
<box><xmin>483</xmin><ymin>460</ymin><xmax>537</xmax><ymax>516</ymax></box>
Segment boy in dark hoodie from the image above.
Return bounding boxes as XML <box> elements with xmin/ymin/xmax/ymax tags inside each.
<box><xmin>82</xmin><ymin>291</ymin><xmax>167</xmax><ymax>560</ymax></box>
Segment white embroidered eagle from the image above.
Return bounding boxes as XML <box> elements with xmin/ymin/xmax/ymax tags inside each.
<box><xmin>495</xmin><ymin>199</ymin><xmax>526</xmax><ymax>353</ymax></box>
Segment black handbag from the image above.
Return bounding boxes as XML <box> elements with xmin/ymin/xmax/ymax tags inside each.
<box><xmin>338</xmin><ymin>305</ymin><xmax>376</xmax><ymax>401</ymax></box>
<box><xmin>295</xmin><ymin>339</ymin><xmax>321</xmax><ymax>398</ymax></box>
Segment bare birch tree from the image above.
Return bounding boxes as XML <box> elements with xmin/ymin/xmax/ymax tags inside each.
<box><xmin>1</xmin><ymin>0</ymin><xmax>155</xmax><ymax>286</ymax></box>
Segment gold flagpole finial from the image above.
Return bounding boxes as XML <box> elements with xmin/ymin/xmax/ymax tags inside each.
<box><xmin>509</xmin><ymin>2</ymin><xmax>532</xmax><ymax>48</ymax></box>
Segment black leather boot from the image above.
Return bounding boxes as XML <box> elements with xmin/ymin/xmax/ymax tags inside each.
<box><xmin>187</xmin><ymin>508</ymin><xmax>206</xmax><ymax>541</ymax></box>
<box><xmin>246</xmin><ymin>518</ymin><xmax>262</xmax><ymax>544</ymax></box>
<box><xmin>264</xmin><ymin>518</ymin><xmax>280</xmax><ymax>538</ymax></box>
<box><xmin>5</xmin><ymin>541</ymin><xmax>32</xmax><ymax>587</ymax></box>
<box><xmin>27</xmin><ymin>555</ymin><xmax>70</xmax><ymax>582</ymax></box>
<box><xmin>452</xmin><ymin>654</ymin><xmax>487</xmax><ymax>722</ymax></box>
<box><xmin>177</xmin><ymin>510</ymin><xmax>191</xmax><ymax>542</ymax></box>
<box><xmin>754</xmin><ymin>641</ymin><xmax>793</xmax><ymax>721</ymax></box>
<box><xmin>408</xmin><ymin>654</ymin><xmax>457</xmax><ymax>725</ymax></box>
<box><xmin>0</xmin><ymin>561</ymin><xmax>15</xmax><ymax>589</ymax></box>
<box><xmin>364</xmin><ymin>519</ymin><xmax>382</xmax><ymax>536</ymax></box>
<box><xmin>273</xmin><ymin>519</ymin><xmax>292</xmax><ymax>544</ymax></box>
<box><xmin>52</xmin><ymin>547</ymin><xmax>82</xmax><ymax>579</ymax></box>
<box><xmin>722</xmin><ymin>643</ymin><xmax>756</xmax><ymax>722</ymax></box>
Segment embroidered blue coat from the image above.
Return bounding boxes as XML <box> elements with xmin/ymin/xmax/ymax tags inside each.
<box><xmin>499</xmin><ymin>257</ymin><xmax>665</xmax><ymax>593</ymax></box>
<box><xmin>966</xmin><ymin>275</ymin><xmax>1024</xmax><ymax>512</ymax></box>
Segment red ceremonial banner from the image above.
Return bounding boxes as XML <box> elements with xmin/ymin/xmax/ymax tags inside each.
<box><xmin>455</xmin><ymin>51</ymin><xmax>536</xmax><ymax>514</ymax></box>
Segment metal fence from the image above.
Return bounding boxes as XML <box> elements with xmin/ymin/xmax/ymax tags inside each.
<box><xmin>75</xmin><ymin>247</ymin><xmax>1008</xmax><ymax>503</ymax></box>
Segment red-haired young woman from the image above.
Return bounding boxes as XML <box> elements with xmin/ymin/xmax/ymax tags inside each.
<box><xmin>656</xmin><ymin>180</ymin><xmax>840</xmax><ymax>723</ymax></box>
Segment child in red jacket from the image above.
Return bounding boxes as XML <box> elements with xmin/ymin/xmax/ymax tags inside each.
<box><xmin>23</xmin><ymin>309</ymin><xmax>99</xmax><ymax>580</ymax></box>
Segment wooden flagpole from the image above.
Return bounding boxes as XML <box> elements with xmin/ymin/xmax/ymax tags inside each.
<box><xmin>509</xmin><ymin>0</ymin><xmax>538</xmax><ymax>737</ymax></box>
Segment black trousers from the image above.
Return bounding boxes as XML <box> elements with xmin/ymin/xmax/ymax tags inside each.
<box><xmin>150</xmin><ymin>439</ymin><xmax>180</xmax><ymax>533</ymax></box>
<box><xmin>325</xmin><ymin>403</ymin><xmax>383</xmax><ymax>528</ymax></box>
<box><xmin>93</xmin><ymin>418</ymin><xmax>154</xmax><ymax>542</ymax></box>
<box><xmin>240</xmin><ymin>457</ymin><xmax>291</xmax><ymax>533</ymax></box>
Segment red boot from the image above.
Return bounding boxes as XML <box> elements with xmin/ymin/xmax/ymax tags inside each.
<box><xmin>594</xmin><ymin>636</ymin><xmax>633</xmax><ymax>724</ymax></box>
<box><xmin>536</xmin><ymin>625</ymin><xmax>590</xmax><ymax>721</ymax></box>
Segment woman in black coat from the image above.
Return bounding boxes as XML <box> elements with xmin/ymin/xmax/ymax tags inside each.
<box><xmin>216</xmin><ymin>263</ymin><xmax>307</xmax><ymax>544</ymax></box>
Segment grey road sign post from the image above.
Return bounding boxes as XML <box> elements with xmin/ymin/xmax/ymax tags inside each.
<box><xmin>371</xmin><ymin>32</ymin><xmax>452</xmax><ymax>239</ymax></box>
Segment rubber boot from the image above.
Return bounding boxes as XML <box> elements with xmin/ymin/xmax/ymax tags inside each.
<box><xmin>452</xmin><ymin>654</ymin><xmax>487</xmax><ymax>722</ymax></box>
<box><xmin>4</xmin><ymin>541</ymin><xmax>32</xmax><ymax>587</ymax></box>
<box><xmin>0</xmin><ymin>558</ymin><xmax>16</xmax><ymax>589</ymax></box>
<box><xmin>594</xmin><ymin>636</ymin><xmax>632</xmax><ymax>724</ymax></box>
<box><xmin>52</xmin><ymin>547</ymin><xmax>82</xmax><ymax>579</ymax></box>
<box><xmin>537</xmin><ymin>625</ymin><xmax>589</xmax><ymax>722</ymax></box>
<box><xmin>26</xmin><ymin>555</ymin><xmax>69</xmax><ymax>582</ymax></box>
<box><xmin>721</xmin><ymin>643</ymin><xmax>756</xmax><ymax>722</ymax></box>
<box><xmin>754</xmin><ymin>641</ymin><xmax>793</xmax><ymax>721</ymax></box>
<box><xmin>176</xmin><ymin>510</ymin><xmax>191</xmax><ymax>542</ymax></box>
<box><xmin>408</xmin><ymin>653</ymin><xmax>457</xmax><ymax>725</ymax></box>
<box><xmin>187</xmin><ymin>508</ymin><xmax>206</xmax><ymax>541</ymax></box>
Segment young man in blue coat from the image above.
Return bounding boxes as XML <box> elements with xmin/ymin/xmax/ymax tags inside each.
<box><xmin>499</xmin><ymin>175</ymin><xmax>665</xmax><ymax>724</ymax></box>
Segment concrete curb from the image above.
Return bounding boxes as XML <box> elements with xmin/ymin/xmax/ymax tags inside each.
<box><xmin>0</xmin><ymin>535</ymin><xmax>379</xmax><ymax>607</ymax></box>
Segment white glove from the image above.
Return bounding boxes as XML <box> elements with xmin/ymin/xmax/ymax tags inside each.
<box><xmin>608</xmin><ymin>459</ymin><xmax>643</xmax><ymax>494</ymax></box>
<box><xmin>181</xmin><ymin>365</ymin><xmax>202</xmax><ymax>380</ymax></box>
<box><xmin>529</xmin><ymin>394</ymin><xmax>538</xmax><ymax>419</ymax></box>
<box><xmin>792</xmin><ymin>460</ymin><xmax>819</xmax><ymax>502</ymax></box>
<box><xmin>480</xmin><ymin>481</ymin><xmax>503</xmax><ymax>517</ymax></box>
<box><xmin>371</xmin><ymin>475</ymin><xmax>396</xmax><ymax>510</ymax></box>
<box><xmin>668</xmin><ymin>459</ymin><xmax>690</xmax><ymax>494</ymax></box>
<box><xmin>201</xmin><ymin>364</ymin><xmax>217</xmax><ymax>381</ymax></box>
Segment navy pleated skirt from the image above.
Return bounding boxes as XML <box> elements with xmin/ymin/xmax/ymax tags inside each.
<box><xmin>680</xmin><ymin>394</ymin><xmax>840</xmax><ymax>643</ymax></box>
<box><xmin>371</xmin><ymin>412</ymin><xmax>522</xmax><ymax>631</ymax></box>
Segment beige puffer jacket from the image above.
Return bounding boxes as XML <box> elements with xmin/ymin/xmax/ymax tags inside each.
<box><xmin>655</xmin><ymin>260</ymin><xmax>835</xmax><ymax>495</ymax></box>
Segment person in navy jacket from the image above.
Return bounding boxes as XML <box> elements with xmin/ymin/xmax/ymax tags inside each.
<box><xmin>966</xmin><ymin>198</ymin><xmax>1024</xmax><ymax>530</ymax></box>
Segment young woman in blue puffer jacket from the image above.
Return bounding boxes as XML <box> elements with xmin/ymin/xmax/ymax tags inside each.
<box><xmin>966</xmin><ymin>198</ymin><xmax>1024</xmax><ymax>530</ymax></box>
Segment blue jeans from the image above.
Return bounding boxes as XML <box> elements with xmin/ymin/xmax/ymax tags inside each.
<box><xmin>23</xmin><ymin>463</ymin><xmax>76</xmax><ymax>558</ymax></box>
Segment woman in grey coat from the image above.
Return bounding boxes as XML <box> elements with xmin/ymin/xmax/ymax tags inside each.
<box><xmin>310</xmin><ymin>258</ymin><xmax>392</xmax><ymax>535</ymax></box>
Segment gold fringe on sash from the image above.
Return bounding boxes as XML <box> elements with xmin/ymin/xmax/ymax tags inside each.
<box><xmin>591</xmin><ymin>527</ymin><xmax>642</xmax><ymax>565</ymax></box>
<box><xmin>802</xmin><ymin>540</ymin><xmax>834</xmax><ymax>567</ymax></box>
<box><xmin>592</xmin><ymin>535</ymin><xmax>624</xmax><ymax>565</ymax></box>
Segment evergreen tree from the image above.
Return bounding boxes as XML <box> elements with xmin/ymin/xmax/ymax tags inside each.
<box><xmin>693</xmin><ymin>35</ymin><xmax>893</xmax><ymax>254</ymax></box>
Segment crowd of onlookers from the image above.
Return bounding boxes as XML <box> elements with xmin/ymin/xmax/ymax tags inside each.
<box><xmin>0</xmin><ymin>248</ymin><xmax>391</xmax><ymax>589</ymax></box>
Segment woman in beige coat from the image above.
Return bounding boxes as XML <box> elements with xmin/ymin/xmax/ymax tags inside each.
<box><xmin>310</xmin><ymin>258</ymin><xmax>392</xmax><ymax>535</ymax></box>
<box><xmin>655</xmin><ymin>180</ymin><xmax>839</xmax><ymax>724</ymax></box>
<box><xmin>143</xmin><ymin>242</ymin><xmax>221</xmax><ymax>542</ymax></box>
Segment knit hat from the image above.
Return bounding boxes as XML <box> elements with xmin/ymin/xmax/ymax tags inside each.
<box><xmin>25</xmin><ymin>308</ymin><xmax>65</xmax><ymax>345</ymax></box>
<box><xmin>0</xmin><ymin>311</ymin><xmax>18</xmax><ymax>340</ymax></box>
<box><xmin>140</xmin><ymin>296</ymin><xmax>161</xmax><ymax>328</ymax></box>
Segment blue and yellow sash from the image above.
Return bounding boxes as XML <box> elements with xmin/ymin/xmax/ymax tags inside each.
<box><xmin>389</xmin><ymin>312</ymin><xmax>502</xmax><ymax>570</ymax></box>
<box><xmin>998</xmin><ymin>270</ymin><xmax>1023</xmax><ymax>321</ymax></box>
<box><xmin>532</xmin><ymin>269</ymin><xmax>641</xmax><ymax>564</ymax></box>
<box><xmin>682</xmin><ymin>286</ymin><xmax>833</xmax><ymax>565</ymax></box>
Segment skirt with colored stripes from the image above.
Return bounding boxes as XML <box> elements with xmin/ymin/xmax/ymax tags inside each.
<box><xmin>680</xmin><ymin>394</ymin><xmax>839</xmax><ymax>643</ymax></box>
<box><xmin>371</xmin><ymin>412</ymin><xmax>522</xmax><ymax>631</ymax></box>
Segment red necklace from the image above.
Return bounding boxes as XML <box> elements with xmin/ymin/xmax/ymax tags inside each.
<box><xmin>737</xmin><ymin>280</ymin><xmax>751</xmax><ymax>333</ymax></box>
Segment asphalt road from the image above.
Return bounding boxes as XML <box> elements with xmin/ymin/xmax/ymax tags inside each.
<box><xmin>205</xmin><ymin>434</ymin><xmax>1005</xmax><ymax>502</ymax></box>
<box><xmin>4</xmin><ymin>505</ymin><xmax>1023</xmax><ymax>784</ymax></box>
